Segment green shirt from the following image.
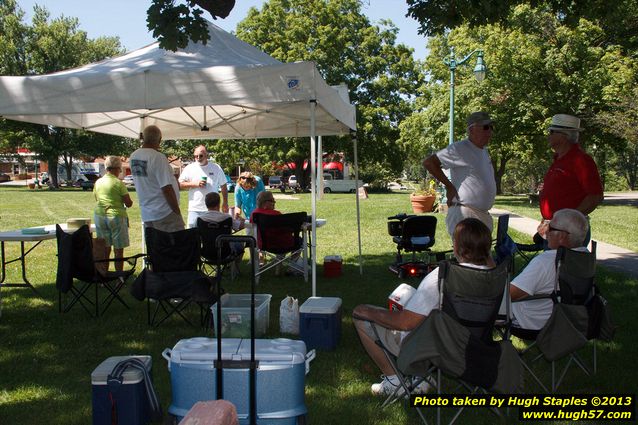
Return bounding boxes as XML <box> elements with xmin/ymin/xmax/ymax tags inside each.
<box><xmin>93</xmin><ymin>174</ymin><xmax>129</xmax><ymax>217</ymax></box>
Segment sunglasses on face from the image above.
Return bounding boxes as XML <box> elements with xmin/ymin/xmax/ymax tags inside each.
<box><xmin>472</xmin><ymin>124</ymin><xmax>493</xmax><ymax>131</ymax></box>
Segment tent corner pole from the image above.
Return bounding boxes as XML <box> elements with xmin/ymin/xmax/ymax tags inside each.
<box><xmin>310</xmin><ymin>100</ymin><xmax>317</xmax><ymax>297</ymax></box>
<box><xmin>352</xmin><ymin>132</ymin><xmax>363</xmax><ymax>275</ymax></box>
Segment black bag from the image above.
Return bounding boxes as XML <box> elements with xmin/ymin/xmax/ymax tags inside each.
<box><xmin>586</xmin><ymin>294</ymin><xmax>616</xmax><ymax>341</ymax></box>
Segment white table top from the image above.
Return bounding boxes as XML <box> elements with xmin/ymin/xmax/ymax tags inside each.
<box><xmin>0</xmin><ymin>224</ymin><xmax>95</xmax><ymax>242</ymax></box>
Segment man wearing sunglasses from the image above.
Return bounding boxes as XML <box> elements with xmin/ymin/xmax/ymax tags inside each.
<box><xmin>508</xmin><ymin>208</ymin><xmax>589</xmax><ymax>330</ymax></box>
<box><xmin>423</xmin><ymin>111</ymin><xmax>496</xmax><ymax>238</ymax></box>
<box><xmin>178</xmin><ymin>145</ymin><xmax>229</xmax><ymax>228</ymax></box>
<box><xmin>537</xmin><ymin>114</ymin><xmax>603</xmax><ymax>245</ymax></box>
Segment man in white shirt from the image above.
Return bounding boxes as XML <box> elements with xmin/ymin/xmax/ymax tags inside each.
<box><xmin>130</xmin><ymin>125</ymin><xmax>184</xmax><ymax>232</ymax></box>
<box><xmin>178</xmin><ymin>145</ymin><xmax>228</xmax><ymax>228</ymax></box>
<box><xmin>510</xmin><ymin>208</ymin><xmax>590</xmax><ymax>330</ymax></box>
<box><xmin>353</xmin><ymin>218</ymin><xmax>495</xmax><ymax>396</ymax></box>
<box><xmin>423</xmin><ymin>111</ymin><xmax>496</xmax><ymax>237</ymax></box>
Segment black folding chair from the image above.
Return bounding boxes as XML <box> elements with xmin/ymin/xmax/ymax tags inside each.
<box><xmin>252</xmin><ymin>212</ymin><xmax>307</xmax><ymax>281</ymax></box>
<box><xmin>55</xmin><ymin>224</ymin><xmax>141</xmax><ymax>317</ymax></box>
<box><xmin>197</xmin><ymin>217</ymin><xmax>242</xmax><ymax>281</ymax></box>
<box><xmin>135</xmin><ymin>227</ymin><xmax>214</xmax><ymax>327</ymax></box>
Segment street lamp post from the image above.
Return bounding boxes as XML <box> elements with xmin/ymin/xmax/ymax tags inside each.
<box><xmin>440</xmin><ymin>47</ymin><xmax>487</xmax><ymax>203</ymax></box>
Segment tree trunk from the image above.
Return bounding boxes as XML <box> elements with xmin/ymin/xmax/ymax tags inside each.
<box><xmin>48</xmin><ymin>157</ymin><xmax>59</xmax><ymax>188</ymax></box>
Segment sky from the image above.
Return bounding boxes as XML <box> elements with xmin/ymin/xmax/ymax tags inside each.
<box><xmin>16</xmin><ymin>0</ymin><xmax>428</xmax><ymax>60</ymax></box>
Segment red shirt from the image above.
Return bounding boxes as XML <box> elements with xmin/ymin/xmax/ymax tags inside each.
<box><xmin>540</xmin><ymin>144</ymin><xmax>602</xmax><ymax>219</ymax></box>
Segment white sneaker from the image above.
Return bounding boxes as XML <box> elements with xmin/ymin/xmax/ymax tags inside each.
<box><xmin>411</xmin><ymin>377</ymin><xmax>434</xmax><ymax>394</ymax></box>
<box><xmin>371</xmin><ymin>375</ymin><xmax>404</xmax><ymax>397</ymax></box>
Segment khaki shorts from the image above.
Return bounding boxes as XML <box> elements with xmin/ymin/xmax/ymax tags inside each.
<box><xmin>144</xmin><ymin>211</ymin><xmax>185</xmax><ymax>233</ymax></box>
<box><xmin>357</xmin><ymin>319</ymin><xmax>402</xmax><ymax>356</ymax></box>
<box><xmin>445</xmin><ymin>205</ymin><xmax>493</xmax><ymax>237</ymax></box>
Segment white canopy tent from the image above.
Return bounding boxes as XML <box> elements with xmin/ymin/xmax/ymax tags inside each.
<box><xmin>0</xmin><ymin>22</ymin><xmax>360</xmax><ymax>295</ymax></box>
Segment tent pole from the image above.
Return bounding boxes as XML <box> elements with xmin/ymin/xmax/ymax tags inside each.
<box><xmin>317</xmin><ymin>136</ymin><xmax>323</xmax><ymax>199</ymax></box>
<box><xmin>310</xmin><ymin>100</ymin><xmax>317</xmax><ymax>297</ymax></box>
<box><xmin>352</xmin><ymin>132</ymin><xmax>363</xmax><ymax>274</ymax></box>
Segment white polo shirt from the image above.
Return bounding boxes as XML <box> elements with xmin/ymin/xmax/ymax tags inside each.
<box><xmin>178</xmin><ymin>161</ymin><xmax>227</xmax><ymax>212</ymax></box>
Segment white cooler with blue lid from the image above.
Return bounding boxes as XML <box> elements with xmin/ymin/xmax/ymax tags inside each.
<box><xmin>164</xmin><ymin>337</ymin><xmax>312</xmax><ymax>424</ymax></box>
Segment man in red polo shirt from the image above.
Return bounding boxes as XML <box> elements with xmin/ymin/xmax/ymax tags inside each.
<box><xmin>538</xmin><ymin>114</ymin><xmax>603</xmax><ymax>242</ymax></box>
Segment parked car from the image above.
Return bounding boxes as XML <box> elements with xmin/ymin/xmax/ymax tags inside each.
<box><xmin>387</xmin><ymin>182</ymin><xmax>408</xmax><ymax>191</ymax></box>
<box><xmin>80</xmin><ymin>174</ymin><xmax>99</xmax><ymax>191</ymax></box>
<box><xmin>288</xmin><ymin>175</ymin><xmax>298</xmax><ymax>191</ymax></box>
<box><xmin>123</xmin><ymin>175</ymin><xmax>135</xmax><ymax>187</ymax></box>
<box><xmin>0</xmin><ymin>173</ymin><xmax>10</xmax><ymax>182</ymax></box>
<box><xmin>268</xmin><ymin>176</ymin><xmax>286</xmax><ymax>192</ymax></box>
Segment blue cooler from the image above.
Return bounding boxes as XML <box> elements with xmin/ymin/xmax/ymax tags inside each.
<box><xmin>299</xmin><ymin>297</ymin><xmax>342</xmax><ymax>351</ymax></box>
<box><xmin>91</xmin><ymin>355</ymin><xmax>152</xmax><ymax>425</ymax></box>
<box><xmin>164</xmin><ymin>337</ymin><xmax>310</xmax><ymax>424</ymax></box>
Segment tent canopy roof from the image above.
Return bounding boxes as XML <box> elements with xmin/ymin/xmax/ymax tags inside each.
<box><xmin>0</xmin><ymin>22</ymin><xmax>356</xmax><ymax>140</ymax></box>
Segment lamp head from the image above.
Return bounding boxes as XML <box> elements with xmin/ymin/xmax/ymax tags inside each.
<box><xmin>473</xmin><ymin>51</ymin><xmax>487</xmax><ymax>82</ymax></box>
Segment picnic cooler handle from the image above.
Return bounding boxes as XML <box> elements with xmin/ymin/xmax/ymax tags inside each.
<box><xmin>215</xmin><ymin>235</ymin><xmax>258</xmax><ymax>425</ymax></box>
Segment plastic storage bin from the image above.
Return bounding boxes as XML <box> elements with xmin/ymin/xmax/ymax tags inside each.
<box><xmin>91</xmin><ymin>355</ymin><xmax>152</xmax><ymax>425</ymax></box>
<box><xmin>211</xmin><ymin>293</ymin><xmax>272</xmax><ymax>338</ymax></box>
<box><xmin>164</xmin><ymin>337</ymin><xmax>310</xmax><ymax>424</ymax></box>
<box><xmin>299</xmin><ymin>297</ymin><xmax>342</xmax><ymax>350</ymax></box>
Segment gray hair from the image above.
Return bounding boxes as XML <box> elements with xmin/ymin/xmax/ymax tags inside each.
<box><xmin>564</xmin><ymin>130</ymin><xmax>580</xmax><ymax>144</ymax></box>
<box><xmin>551</xmin><ymin>209</ymin><xmax>588</xmax><ymax>247</ymax></box>
<box><xmin>104</xmin><ymin>156</ymin><xmax>122</xmax><ymax>170</ymax></box>
<box><xmin>256</xmin><ymin>190</ymin><xmax>274</xmax><ymax>208</ymax></box>
<box><xmin>142</xmin><ymin>125</ymin><xmax>162</xmax><ymax>146</ymax></box>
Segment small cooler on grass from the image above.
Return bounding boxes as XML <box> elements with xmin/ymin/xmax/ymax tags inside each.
<box><xmin>91</xmin><ymin>355</ymin><xmax>152</xmax><ymax>425</ymax></box>
<box><xmin>323</xmin><ymin>255</ymin><xmax>342</xmax><ymax>278</ymax></box>
<box><xmin>299</xmin><ymin>297</ymin><xmax>342</xmax><ymax>351</ymax></box>
<box><xmin>211</xmin><ymin>294</ymin><xmax>272</xmax><ymax>338</ymax></box>
<box><xmin>164</xmin><ymin>337</ymin><xmax>312</xmax><ymax>425</ymax></box>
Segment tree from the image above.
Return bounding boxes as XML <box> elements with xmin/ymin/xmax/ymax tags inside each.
<box><xmin>399</xmin><ymin>5</ymin><xmax>634</xmax><ymax>194</ymax></box>
<box><xmin>147</xmin><ymin>0</ymin><xmax>235</xmax><ymax>51</ymax></box>
<box><xmin>405</xmin><ymin>0</ymin><xmax>638</xmax><ymax>51</ymax></box>
<box><xmin>0</xmin><ymin>3</ymin><xmax>125</xmax><ymax>187</ymax></box>
<box><xmin>234</xmin><ymin>0</ymin><xmax>423</xmax><ymax>187</ymax></box>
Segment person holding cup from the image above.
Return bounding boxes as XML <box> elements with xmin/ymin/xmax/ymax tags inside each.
<box><xmin>178</xmin><ymin>145</ymin><xmax>228</xmax><ymax>228</ymax></box>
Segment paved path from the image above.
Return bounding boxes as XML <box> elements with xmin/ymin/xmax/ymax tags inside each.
<box><xmin>490</xmin><ymin>200</ymin><xmax>638</xmax><ymax>279</ymax></box>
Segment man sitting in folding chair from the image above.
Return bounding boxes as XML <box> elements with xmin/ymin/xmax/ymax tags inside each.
<box><xmin>508</xmin><ymin>209</ymin><xmax>589</xmax><ymax>331</ymax></box>
<box><xmin>353</xmin><ymin>218</ymin><xmax>495</xmax><ymax>396</ymax></box>
<box><xmin>251</xmin><ymin>191</ymin><xmax>307</xmax><ymax>278</ymax></box>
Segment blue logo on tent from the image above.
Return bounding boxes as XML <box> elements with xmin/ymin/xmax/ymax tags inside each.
<box><xmin>287</xmin><ymin>79</ymin><xmax>300</xmax><ymax>89</ymax></box>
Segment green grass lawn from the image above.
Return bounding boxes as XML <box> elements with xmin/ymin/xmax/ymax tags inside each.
<box><xmin>0</xmin><ymin>187</ymin><xmax>635</xmax><ymax>424</ymax></box>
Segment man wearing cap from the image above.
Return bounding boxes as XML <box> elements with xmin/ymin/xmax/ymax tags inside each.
<box><xmin>178</xmin><ymin>145</ymin><xmax>228</xmax><ymax>228</ymax></box>
<box><xmin>537</xmin><ymin>114</ymin><xmax>603</xmax><ymax>241</ymax></box>
<box><xmin>423</xmin><ymin>111</ymin><xmax>496</xmax><ymax>237</ymax></box>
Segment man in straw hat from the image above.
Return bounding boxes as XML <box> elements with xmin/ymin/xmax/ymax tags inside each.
<box><xmin>537</xmin><ymin>114</ymin><xmax>603</xmax><ymax>243</ymax></box>
<box><xmin>423</xmin><ymin>111</ymin><xmax>496</xmax><ymax>238</ymax></box>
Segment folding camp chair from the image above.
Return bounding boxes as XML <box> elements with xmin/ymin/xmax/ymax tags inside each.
<box><xmin>133</xmin><ymin>227</ymin><xmax>215</xmax><ymax>327</ymax></box>
<box><xmin>493</xmin><ymin>214</ymin><xmax>543</xmax><ymax>272</ymax></box>
<box><xmin>55</xmin><ymin>224</ymin><xmax>141</xmax><ymax>317</ymax></box>
<box><xmin>377</xmin><ymin>258</ymin><xmax>521</xmax><ymax>425</ymax></box>
<box><xmin>509</xmin><ymin>241</ymin><xmax>612</xmax><ymax>392</ymax></box>
<box><xmin>197</xmin><ymin>217</ymin><xmax>242</xmax><ymax>281</ymax></box>
<box><xmin>252</xmin><ymin>212</ymin><xmax>308</xmax><ymax>281</ymax></box>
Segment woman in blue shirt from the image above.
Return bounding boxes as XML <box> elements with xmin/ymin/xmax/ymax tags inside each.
<box><xmin>233</xmin><ymin>171</ymin><xmax>265</xmax><ymax>220</ymax></box>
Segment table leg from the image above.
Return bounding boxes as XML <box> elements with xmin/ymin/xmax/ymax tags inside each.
<box><xmin>0</xmin><ymin>240</ymin><xmax>42</xmax><ymax>295</ymax></box>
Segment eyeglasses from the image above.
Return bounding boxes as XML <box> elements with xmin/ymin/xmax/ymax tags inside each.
<box><xmin>548</xmin><ymin>224</ymin><xmax>570</xmax><ymax>234</ymax></box>
<box><xmin>471</xmin><ymin>124</ymin><xmax>493</xmax><ymax>131</ymax></box>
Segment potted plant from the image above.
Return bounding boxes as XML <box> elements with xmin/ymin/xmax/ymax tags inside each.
<box><xmin>410</xmin><ymin>179</ymin><xmax>439</xmax><ymax>213</ymax></box>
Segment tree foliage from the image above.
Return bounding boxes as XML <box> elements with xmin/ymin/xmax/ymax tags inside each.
<box><xmin>233</xmin><ymin>0</ymin><xmax>423</xmax><ymax>187</ymax></box>
<box><xmin>399</xmin><ymin>5</ymin><xmax>634</xmax><ymax>194</ymax></box>
<box><xmin>0</xmin><ymin>1</ymin><xmax>125</xmax><ymax>186</ymax></box>
<box><xmin>406</xmin><ymin>0</ymin><xmax>638</xmax><ymax>50</ymax></box>
<box><xmin>147</xmin><ymin>0</ymin><xmax>235</xmax><ymax>51</ymax></box>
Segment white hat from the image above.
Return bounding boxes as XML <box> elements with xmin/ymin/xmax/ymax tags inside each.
<box><xmin>548</xmin><ymin>114</ymin><xmax>583</xmax><ymax>131</ymax></box>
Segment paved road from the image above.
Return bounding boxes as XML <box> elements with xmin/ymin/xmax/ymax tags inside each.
<box><xmin>490</xmin><ymin>192</ymin><xmax>638</xmax><ymax>278</ymax></box>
